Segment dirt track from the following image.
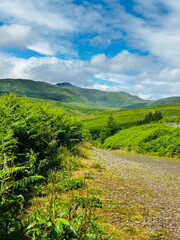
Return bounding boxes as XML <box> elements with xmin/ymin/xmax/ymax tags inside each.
<box><xmin>91</xmin><ymin>148</ymin><xmax>180</xmax><ymax>239</ymax></box>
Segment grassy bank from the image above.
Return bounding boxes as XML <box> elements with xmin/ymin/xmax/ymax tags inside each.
<box><xmin>103</xmin><ymin>123</ymin><xmax>180</xmax><ymax>158</ymax></box>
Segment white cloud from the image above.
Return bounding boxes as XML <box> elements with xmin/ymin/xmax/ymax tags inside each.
<box><xmin>90</xmin><ymin>83</ymin><xmax>110</xmax><ymax>91</ymax></box>
<box><xmin>0</xmin><ymin>53</ymin><xmax>92</xmax><ymax>84</ymax></box>
<box><xmin>91</xmin><ymin>54</ymin><xmax>106</xmax><ymax>66</ymax></box>
<box><xmin>91</xmin><ymin>51</ymin><xmax>149</xmax><ymax>73</ymax></box>
<box><xmin>124</xmin><ymin>0</ymin><xmax>180</xmax><ymax>66</ymax></box>
<box><xmin>0</xmin><ymin>0</ymin><xmax>73</xmax><ymax>31</ymax></box>
<box><xmin>133</xmin><ymin>84</ymin><xmax>145</xmax><ymax>93</ymax></box>
<box><xmin>0</xmin><ymin>0</ymin><xmax>180</xmax><ymax>67</ymax></box>
<box><xmin>0</xmin><ymin>52</ymin><xmax>180</xmax><ymax>99</ymax></box>
<box><xmin>0</xmin><ymin>1</ymin><xmax>180</xmax><ymax>99</ymax></box>
<box><xmin>95</xmin><ymin>72</ymin><xmax>136</xmax><ymax>84</ymax></box>
<box><xmin>28</xmin><ymin>41</ymin><xmax>56</xmax><ymax>56</ymax></box>
<box><xmin>0</xmin><ymin>24</ymin><xmax>37</xmax><ymax>47</ymax></box>
<box><xmin>158</xmin><ymin>68</ymin><xmax>180</xmax><ymax>82</ymax></box>
<box><xmin>138</xmin><ymin>93</ymin><xmax>152</xmax><ymax>100</ymax></box>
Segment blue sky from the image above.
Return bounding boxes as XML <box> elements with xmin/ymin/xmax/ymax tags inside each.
<box><xmin>0</xmin><ymin>0</ymin><xmax>180</xmax><ymax>99</ymax></box>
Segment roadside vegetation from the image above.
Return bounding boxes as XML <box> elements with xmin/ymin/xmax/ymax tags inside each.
<box><xmin>0</xmin><ymin>94</ymin><xmax>107</xmax><ymax>240</ymax></box>
<box><xmin>103</xmin><ymin>123</ymin><xmax>180</xmax><ymax>158</ymax></box>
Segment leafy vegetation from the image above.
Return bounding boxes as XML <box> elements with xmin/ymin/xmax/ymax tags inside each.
<box><xmin>0</xmin><ymin>94</ymin><xmax>107</xmax><ymax>239</ymax></box>
<box><xmin>0</xmin><ymin>93</ymin><xmax>85</xmax><ymax>176</ymax></box>
<box><xmin>103</xmin><ymin>123</ymin><xmax>180</xmax><ymax>158</ymax></box>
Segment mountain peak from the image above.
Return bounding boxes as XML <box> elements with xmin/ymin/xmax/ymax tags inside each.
<box><xmin>56</xmin><ymin>82</ymin><xmax>74</xmax><ymax>87</ymax></box>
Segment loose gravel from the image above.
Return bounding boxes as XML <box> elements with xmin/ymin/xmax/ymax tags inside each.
<box><xmin>91</xmin><ymin>148</ymin><xmax>180</xmax><ymax>239</ymax></box>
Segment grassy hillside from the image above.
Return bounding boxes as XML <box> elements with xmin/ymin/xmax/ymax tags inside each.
<box><xmin>58</xmin><ymin>83</ymin><xmax>180</xmax><ymax>108</ymax></box>
<box><xmin>57</xmin><ymin>82</ymin><xmax>151</xmax><ymax>108</ymax></box>
<box><xmin>33</xmin><ymin>97</ymin><xmax>112</xmax><ymax>116</ymax></box>
<box><xmin>80</xmin><ymin>103</ymin><xmax>180</xmax><ymax>130</ymax></box>
<box><xmin>103</xmin><ymin>123</ymin><xmax>180</xmax><ymax>158</ymax></box>
<box><xmin>1</xmin><ymin>79</ymin><xmax>149</xmax><ymax>108</ymax></box>
<box><xmin>72</xmin><ymin>86</ymin><xmax>151</xmax><ymax>108</ymax></box>
<box><xmin>152</xmin><ymin>96</ymin><xmax>180</xmax><ymax>105</ymax></box>
<box><xmin>0</xmin><ymin>78</ymin><xmax>92</xmax><ymax>105</ymax></box>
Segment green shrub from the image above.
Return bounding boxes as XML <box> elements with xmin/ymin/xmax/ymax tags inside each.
<box><xmin>0</xmin><ymin>94</ymin><xmax>87</xmax><ymax>239</ymax></box>
<box><xmin>0</xmin><ymin>93</ymin><xmax>86</xmax><ymax>177</ymax></box>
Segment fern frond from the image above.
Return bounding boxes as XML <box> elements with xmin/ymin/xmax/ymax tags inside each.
<box><xmin>15</xmin><ymin>175</ymin><xmax>45</xmax><ymax>188</ymax></box>
<box><xmin>0</xmin><ymin>166</ymin><xmax>29</xmax><ymax>177</ymax></box>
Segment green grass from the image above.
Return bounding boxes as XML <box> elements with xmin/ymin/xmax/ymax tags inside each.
<box><xmin>33</xmin><ymin>97</ymin><xmax>180</xmax><ymax>131</ymax></box>
<box><xmin>81</xmin><ymin>103</ymin><xmax>180</xmax><ymax>130</ymax></box>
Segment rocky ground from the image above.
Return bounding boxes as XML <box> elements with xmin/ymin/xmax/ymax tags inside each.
<box><xmin>90</xmin><ymin>148</ymin><xmax>180</xmax><ymax>239</ymax></box>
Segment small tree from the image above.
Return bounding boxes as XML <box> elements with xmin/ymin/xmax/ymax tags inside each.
<box><xmin>100</xmin><ymin>115</ymin><xmax>118</xmax><ymax>143</ymax></box>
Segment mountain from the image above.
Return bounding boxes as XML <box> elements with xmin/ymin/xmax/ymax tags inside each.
<box><xmin>56</xmin><ymin>83</ymin><xmax>152</xmax><ymax>108</ymax></box>
<box><xmin>0</xmin><ymin>78</ymin><xmax>180</xmax><ymax>109</ymax></box>
<box><xmin>152</xmin><ymin>96</ymin><xmax>180</xmax><ymax>106</ymax></box>
<box><xmin>0</xmin><ymin>78</ymin><xmax>92</xmax><ymax>105</ymax></box>
<box><xmin>74</xmin><ymin>87</ymin><xmax>151</xmax><ymax>108</ymax></box>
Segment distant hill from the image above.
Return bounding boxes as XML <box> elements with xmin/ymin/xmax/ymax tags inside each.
<box><xmin>74</xmin><ymin>87</ymin><xmax>151</xmax><ymax>108</ymax></box>
<box><xmin>0</xmin><ymin>79</ymin><xmax>92</xmax><ymax>105</ymax></box>
<box><xmin>152</xmin><ymin>96</ymin><xmax>180</xmax><ymax>106</ymax></box>
<box><xmin>57</xmin><ymin>83</ymin><xmax>152</xmax><ymax>108</ymax></box>
<box><xmin>0</xmin><ymin>78</ymin><xmax>180</xmax><ymax>109</ymax></box>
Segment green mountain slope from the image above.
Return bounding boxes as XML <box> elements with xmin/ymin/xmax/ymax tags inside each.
<box><xmin>1</xmin><ymin>79</ymin><xmax>180</xmax><ymax>109</ymax></box>
<box><xmin>57</xmin><ymin>83</ymin><xmax>152</xmax><ymax>108</ymax></box>
<box><xmin>152</xmin><ymin>96</ymin><xmax>180</xmax><ymax>105</ymax></box>
<box><xmin>0</xmin><ymin>78</ymin><xmax>92</xmax><ymax>105</ymax></box>
<box><xmin>75</xmin><ymin>87</ymin><xmax>151</xmax><ymax>108</ymax></box>
<box><xmin>57</xmin><ymin>83</ymin><xmax>180</xmax><ymax>108</ymax></box>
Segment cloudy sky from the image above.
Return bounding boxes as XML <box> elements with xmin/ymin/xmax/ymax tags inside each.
<box><xmin>0</xmin><ymin>0</ymin><xmax>180</xmax><ymax>99</ymax></box>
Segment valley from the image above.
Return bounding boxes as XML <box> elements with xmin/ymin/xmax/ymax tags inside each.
<box><xmin>0</xmin><ymin>84</ymin><xmax>179</xmax><ymax>240</ymax></box>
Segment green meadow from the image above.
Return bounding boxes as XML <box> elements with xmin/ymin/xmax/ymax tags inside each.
<box><xmin>37</xmin><ymin>98</ymin><xmax>180</xmax><ymax>130</ymax></box>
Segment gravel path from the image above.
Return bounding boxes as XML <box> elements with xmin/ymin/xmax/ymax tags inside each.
<box><xmin>91</xmin><ymin>148</ymin><xmax>180</xmax><ymax>239</ymax></box>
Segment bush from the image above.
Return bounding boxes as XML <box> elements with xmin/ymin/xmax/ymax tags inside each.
<box><xmin>0</xmin><ymin>94</ymin><xmax>87</xmax><ymax>239</ymax></box>
<box><xmin>0</xmin><ymin>94</ymin><xmax>86</xmax><ymax>177</ymax></box>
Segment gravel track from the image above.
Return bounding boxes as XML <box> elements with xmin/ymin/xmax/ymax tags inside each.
<box><xmin>91</xmin><ymin>148</ymin><xmax>180</xmax><ymax>239</ymax></box>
